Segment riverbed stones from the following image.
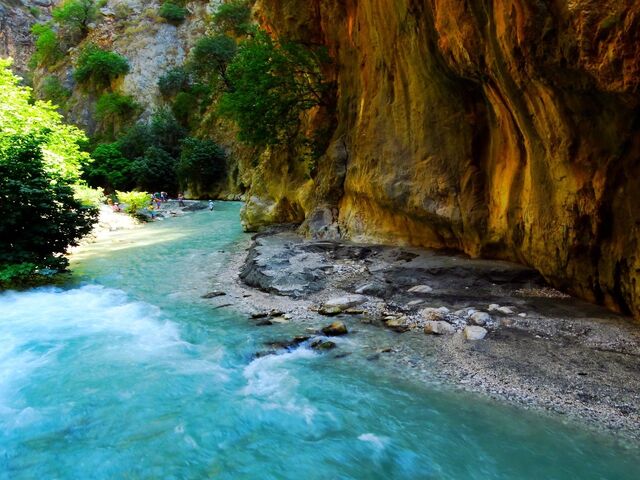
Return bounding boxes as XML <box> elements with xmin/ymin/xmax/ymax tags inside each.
<box><xmin>319</xmin><ymin>295</ymin><xmax>367</xmax><ymax>315</ymax></box>
<box><xmin>469</xmin><ymin>312</ymin><xmax>491</xmax><ymax>326</ymax></box>
<box><xmin>202</xmin><ymin>291</ymin><xmax>226</xmax><ymax>298</ymax></box>
<box><xmin>321</xmin><ymin>321</ymin><xmax>349</xmax><ymax>336</ymax></box>
<box><xmin>464</xmin><ymin>326</ymin><xmax>488</xmax><ymax>340</ymax></box>
<box><xmin>408</xmin><ymin>285</ymin><xmax>433</xmax><ymax>294</ymax></box>
<box><xmin>421</xmin><ymin>307</ymin><xmax>450</xmax><ymax>321</ymax></box>
<box><xmin>424</xmin><ymin>321</ymin><xmax>456</xmax><ymax>335</ymax></box>
<box><xmin>384</xmin><ymin>315</ymin><xmax>410</xmax><ymax>333</ymax></box>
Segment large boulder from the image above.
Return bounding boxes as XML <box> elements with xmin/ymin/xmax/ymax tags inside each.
<box><xmin>321</xmin><ymin>321</ymin><xmax>349</xmax><ymax>336</ymax></box>
<box><xmin>424</xmin><ymin>321</ymin><xmax>455</xmax><ymax>335</ymax></box>
<box><xmin>464</xmin><ymin>326</ymin><xmax>488</xmax><ymax>341</ymax></box>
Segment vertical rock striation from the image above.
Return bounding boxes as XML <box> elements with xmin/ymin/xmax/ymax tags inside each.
<box><xmin>247</xmin><ymin>0</ymin><xmax>640</xmax><ymax>318</ymax></box>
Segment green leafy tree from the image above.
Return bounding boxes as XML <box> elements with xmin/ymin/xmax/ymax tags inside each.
<box><xmin>84</xmin><ymin>142</ymin><xmax>136</xmax><ymax>191</ymax></box>
<box><xmin>132</xmin><ymin>146</ymin><xmax>178</xmax><ymax>192</ymax></box>
<box><xmin>0</xmin><ymin>59</ymin><xmax>88</xmax><ymax>180</ymax></box>
<box><xmin>218</xmin><ymin>30</ymin><xmax>328</xmax><ymax>146</ymax></box>
<box><xmin>52</xmin><ymin>0</ymin><xmax>98</xmax><ymax>43</ymax></box>
<box><xmin>178</xmin><ymin>137</ymin><xmax>226</xmax><ymax>191</ymax></box>
<box><xmin>74</xmin><ymin>44</ymin><xmax>130</xmax><ymax>91</ymax></box>
<box><xmin>212</xmin><ymin>0</ymin><xmax>252</xmax><ymax>36</ymax></box>
<box><xmin>0</xmin><ymin>135</ymin><xmax>97</xmax><ymax>285</ymax></box>
<box><xmin>149</xmin><ymin>107</ymin><xmax>187</xmax><ymax>157</ymax></box>
<box><xmin>187</xmin><ymin>34</ymin><xmax>237</xmax><ymax>88</ymax></box>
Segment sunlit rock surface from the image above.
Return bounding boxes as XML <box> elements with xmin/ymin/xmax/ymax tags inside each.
<box><xmin>245</xmin><ymin>0</ymin><xmax>640</xmax><ymax>318</ymax></box>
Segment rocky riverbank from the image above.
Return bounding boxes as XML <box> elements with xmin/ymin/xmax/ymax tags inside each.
<box><xmin>207</xmin><ymin>227</ymin><xmax>640</xmax><ymax>441</ymax></box>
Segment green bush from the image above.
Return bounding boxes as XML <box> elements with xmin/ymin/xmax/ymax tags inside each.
<box><xmin>41</xmin><ymin>75</ymin><xmax>72</xmax><ymax>105</ymax></box>
<box><xmin>159</xmin><ymin>2</ymin><xmax>187</xmax><ymax>24</ymax></box>
<box><xmin>218</xmin><ymin>29</ymin><xmax>328</xmax><ymax>146</ymax></box>
<box><xmin>95</xmin><ymin>92</ymin><xmax>139</xmax><ymax>137</ymax></box>
<box><xmin>158</xmin><ymin>67</ymin><xmax>191</xmax><ymax>97</ymax></box>
<box><xmin>31</xmin><ymin>23</ymin><xmax>62</xmax><ymax>67</ymax></box>
<box><xmin>85</xmin><ymin>142</ymin><xmax>136</xmax><ymax>191</ymax></box>
<box><xmin>0</xmin><ymin>135</ymin><xmax>97</xmax><ymax>284</ymax></box>
<box><xmin>178</xmin><ymin>137</ymin><xmax>226</xmax><ymax>188</ymax></box>
<box><xmin>116</xmin><ymin>190</ymin><xmax>150</xmax><ymax>214</ymax></box>
<box><xmin>212</xmin><ymin>0</ymin><xmax>252</xmax><ymax>36</ymax></box>
<box><xmin>52</xmin><ymin>0</ymin><xmax>98</xmax><ymax>43</ymax></box>
<box><xmin>74</xmin><ymin>44</ymin><xmax>130</xmax><ymax>90</ymax></box>
<box><xmin>73</xmin><ymin>185</ymin><xmax>106</xmax><ymax>207</ymax></box>
<box><xmin>187</xmin><ymin>34</ymin><xmax>237</xmax><ymax>87</ymax></box>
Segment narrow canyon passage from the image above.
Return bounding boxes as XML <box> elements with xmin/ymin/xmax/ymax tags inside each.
<box><xmin>1</xmin><ymin>204</ymin><xmax>638</xmax><ymax>479</ymax></box>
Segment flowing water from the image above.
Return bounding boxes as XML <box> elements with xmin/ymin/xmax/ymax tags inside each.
<box><xmin>1</xmin><ymin>203</ymin><xmax>639</xmax><ymax>479</ymax></box>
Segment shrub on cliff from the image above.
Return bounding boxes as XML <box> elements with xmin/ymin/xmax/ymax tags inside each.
<box><xmin>212</xmin><ymin>0</ymin><xmax>252</xmax><ymax>36</ymax></box>
<box><xmin>74</xmin><ymin>45</ymin><xmax>130</xmax><ymax>91</ymax></box>
<box><xmin>30</xmin><ymin>23</ymin><xmax>62</xmax><ymax>67</ymax></box>
<box><xmin>218</xmin><ymin>29</ymin><xmax>328</xmax><ymax>146</ymax></box>
<box><xmin>158</xmin><ymin>67</ymin><xmax>192</xmax><ymax>98</ymax></box>
<box><xmin>95</xmin><ymin>92</ymin><xmax>140</xmax><ymax>138</ymax></box>
<box><xmin>41</xmin><ymin>75</ymin><xmax>72</xmax><ymax>106</ymax></box>
<box><xmin>159</xmin><ymin>1</ymin><xmax>187</xmax><ymax>25</ymax></box>
<box><xmin>53</xmin><ymin>0</ymin><xmax>98</xmax><ymax>44</ymax></box>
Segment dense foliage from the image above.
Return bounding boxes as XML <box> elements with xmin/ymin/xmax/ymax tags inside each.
<box><xmin>178</xmin><ymin>137</ymin><xmax>226</xmax><ymax>188</ymax></box>
<box><xmin>212</xmin><ymin>1</ymin><xmax>252</xmax><ymax>36</ymax></box>
<box><xmin>74</xmin><ymin>44</ymin><xmax>130</xmax><ymax>90</ymax></box>
<box><xmin>0</xmin><ymin>59</ymin><xmax>88</xmax><ymax>180</ymax></box>
<box><xmin>218</xmin><ymin>30</ymin><xmax>328</xmax><ymax>146</ymax></box>
<box><xmin>188</xmin><ymin>35</ymin><xmax>237</xmax><ymax>88</ymax></box>
<box><xmin>0</xmin><ymin>61</ymin><xmax>97</xmax><ymax>285</ymax></box>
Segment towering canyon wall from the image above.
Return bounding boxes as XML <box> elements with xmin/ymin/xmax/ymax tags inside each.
<box><xmin>244</xmin><ymin>0</ymin><xmax>640</xmax><ymax>317</ymax></box>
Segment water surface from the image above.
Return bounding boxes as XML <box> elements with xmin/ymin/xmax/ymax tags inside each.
<box><xmin>1</xmin><ymin>203</ymin><xmax>638</xmax><ymax>479</ymax></box>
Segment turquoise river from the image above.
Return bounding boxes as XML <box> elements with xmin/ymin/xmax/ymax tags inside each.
<box><xmin>1</xmin><ymin>203</ymin><xmax>639</xmax><ymax>479</ymax></box>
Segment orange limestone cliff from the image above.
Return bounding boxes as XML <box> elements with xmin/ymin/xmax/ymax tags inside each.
<box><xmin>242</xmin><ymin>0</ymin><xmax>640</xmax><ymax>318</ymax></box>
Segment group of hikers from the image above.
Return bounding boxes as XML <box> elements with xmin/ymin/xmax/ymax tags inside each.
<box><xmin>107</xmin><ymin>192</ymin><xmax>215</xmax><ymax>218</ymax></box>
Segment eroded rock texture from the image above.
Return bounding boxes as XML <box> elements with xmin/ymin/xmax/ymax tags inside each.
<box><xmin>246</xmin><ymin>0</ymin><xmax>640</xmax><ymax>317</ymax></box>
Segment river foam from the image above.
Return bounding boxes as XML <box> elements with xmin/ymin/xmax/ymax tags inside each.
<box><xmin>0</xmin><ymin>285</ymin><xmax>226</xmax><ymax>426</ymax></box>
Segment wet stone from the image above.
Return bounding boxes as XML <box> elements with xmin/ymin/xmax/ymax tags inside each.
<box><xmin>321</xmin><ymin>321</ymin><xmax>349</xmax><ymax>336</ymax></box>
